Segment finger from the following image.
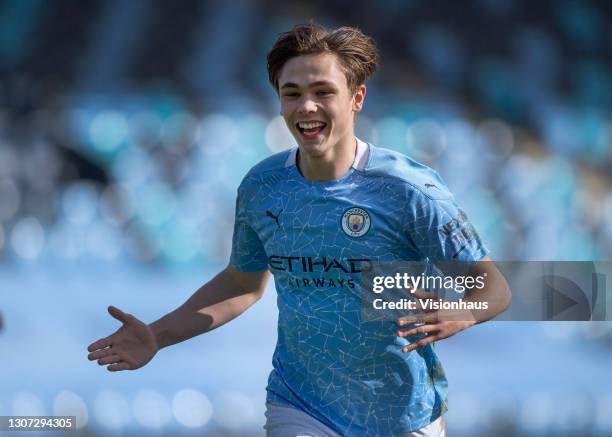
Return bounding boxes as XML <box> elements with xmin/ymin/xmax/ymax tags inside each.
<box><xmin>88</xmin><ymin>347</ymin><xmax>112</xmax><ymax>361</ymax></box>
<box><xmin>87</xmin><ymin>337</ymin><xmax>111</xmax><ymax>352</ymax></box>
<box><xmin>108</xmin><ymin>306</ymin><xmax>131</xmax><ymax>324</ymax></box>
<box><xmin>97</xmin><ymin>354</ymin><xmax>121</xmax><ymax>366</ymax></box>
<box><xmin>396</xmin><ymin>313</ymin><xmax>423</xmax><ymax>325</ymax></box>
<box><xmin>418</xmin><ymin>312</ymin><xmax>439</xmax><ymax>323</ymax></box>
<box><xmin>409</xmin><ymin>289</ymin><xmax>439</xmax><ymax>300</ymax></box>
<box><xmin>397</xmin><ymin>324</ymin><xmax>439</xmax><ymax>337</ymax></box>
<box><xmin>403</xmin><ymin>335</ymin><xmax>437</xmax><ymax>353</ymax></box>
<box><xmin>108</xmin><ymin>362</ymin><xmax>131</xmax><ymax>372</ymax></box>
<box><xmin>396</xmin><ymin>316</ymin><xmax>418</xmax><ymax>326</ymax></box>
<box><xmin>397</xmin><ymin>311</ymin><xmax>439</xmax><ymax>325</ymax></box>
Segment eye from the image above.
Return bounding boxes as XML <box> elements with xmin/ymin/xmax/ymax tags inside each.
<box><xmin>316</xmin><ymin>90</ymin><xmax>332</xmax><ymax>97</ymax></box>
<box><xmin>282</xmin><ymin>92</ymin><xmax>299</xmax><ymax>98</ymax></box>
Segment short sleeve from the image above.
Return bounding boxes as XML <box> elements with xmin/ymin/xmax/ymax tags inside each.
<box><xmin>229</xmin><ymin>185</ymin><xmax>269</xmax><ymax>272</ymax></box>
<box><xmin>405</xmin><ymin>189</ymin><xmax>488</xmax><ymax>263</ymax></box>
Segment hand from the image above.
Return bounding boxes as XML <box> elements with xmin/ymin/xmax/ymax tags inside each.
<box><xmin>396</xmin><ymin>290</ymin><xmax>476</xmax><ymax>353</ymax></box>
<box><xmin>87</xmin><ymin>306</ymin><xmax>158</xmax><ymax>372</ymax></box>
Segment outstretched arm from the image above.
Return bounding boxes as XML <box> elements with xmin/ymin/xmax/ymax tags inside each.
<box><xmin>87</xmin><ymin>266</ymin><xmax>270</xmax><ymax>371</ymax></box>
<box><xmin>150</xmin><ymin>266</ymin><xmax>271</xmax><ymax>349</ymax></box>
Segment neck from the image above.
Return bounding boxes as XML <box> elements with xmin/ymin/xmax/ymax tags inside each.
<box><xmin>298</xmin><ymin>135</ymin><xmax>357</xmax><ymax>182</ymax></box>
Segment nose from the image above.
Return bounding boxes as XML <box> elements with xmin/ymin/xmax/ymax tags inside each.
<box><xmin>297</xmin><ymin>98</ymin><xmax>317</xmax><ymax>114</ymax></box>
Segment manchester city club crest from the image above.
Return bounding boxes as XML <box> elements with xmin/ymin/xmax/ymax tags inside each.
<box><xmin>341</xmin><ymin>207</ymin><xmax>371</xmax><ymax>237</ymax></box>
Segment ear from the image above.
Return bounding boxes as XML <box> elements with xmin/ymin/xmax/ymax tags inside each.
<box><xmin>352</xmin><ymin>84</ymin><xmax>367</xmax><ymax>112</ymax></box>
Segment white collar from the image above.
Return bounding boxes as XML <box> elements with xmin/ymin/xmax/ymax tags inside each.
<box><xmin>284</xmin><ymin>138</ymin><xmax>369</xmax><ymax>171</ymax></box>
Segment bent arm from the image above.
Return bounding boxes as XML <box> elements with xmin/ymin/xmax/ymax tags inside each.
<box><xmin>150</xmin><ymin>266</ymin><xmax>271</xmax><ymax>349</ymax></box>
<box><xmin>397</xmin><ymin>257</ymin><xmax>512</xmax><ymax>352</ymax></box>
<box><xmin>463</xmin><ymin>256</ymin><xmax>512</xmax><ymax>323</ymax></box>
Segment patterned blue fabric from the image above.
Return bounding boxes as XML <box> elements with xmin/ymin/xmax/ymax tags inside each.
<box><xmin>230</xmin><ymin>142</ymin><xmax>488</xmax><ymax>436</ymax></box>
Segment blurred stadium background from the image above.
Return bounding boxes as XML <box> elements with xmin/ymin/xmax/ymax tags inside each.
<box><xmin>1</xmin><ymin>0</ymin><xmax>611</xmax><ymax>435</ymax></box>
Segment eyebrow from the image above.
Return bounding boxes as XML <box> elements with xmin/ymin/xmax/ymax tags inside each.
<box><xmin>279</xmin><ymin>80</ymin><xmax>337</xmax><ymax>90</ymax></box>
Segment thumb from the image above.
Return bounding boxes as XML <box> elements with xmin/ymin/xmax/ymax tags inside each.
<box><xmin>108</xmin><ymin>306</ymin><xmax>130</xmax><ymax>324</ymax></box>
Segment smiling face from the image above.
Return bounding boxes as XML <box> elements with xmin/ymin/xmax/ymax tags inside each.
<box><xmin>278</xmin><ymin>53</ymin><xmax>366</xmax><ymax>158</ymax></box>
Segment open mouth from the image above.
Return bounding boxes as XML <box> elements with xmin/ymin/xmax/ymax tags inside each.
<box><xmin>296</xmin><ymin>121</ymin><xmax>327</xmax><ymax>139</ymax></box>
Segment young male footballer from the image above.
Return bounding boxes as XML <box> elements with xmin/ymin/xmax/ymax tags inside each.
<box><xmin>88</xmin><ymin>24</ymin><xmax>511</xmax><ymax>436</ymax></box>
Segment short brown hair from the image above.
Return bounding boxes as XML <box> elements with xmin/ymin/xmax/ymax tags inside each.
<box><xmin>267</xmin><ymin>23</ymin><xmax>379</xmax><ymax>93</ymax></box>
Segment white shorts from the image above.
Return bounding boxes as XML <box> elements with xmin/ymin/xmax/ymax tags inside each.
<box><xmin>264</xmin><ymin>402</ymin><xmax>446</xmax><ymax>437</ymax></box>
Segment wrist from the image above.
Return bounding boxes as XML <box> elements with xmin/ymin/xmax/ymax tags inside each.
<box><xmin>149</xmin><ymin>321</ymin><xmax>168</xmax><ymax>350</ymax></box>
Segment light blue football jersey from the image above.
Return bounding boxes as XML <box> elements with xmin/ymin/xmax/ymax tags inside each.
<box><xmin>230</xmin><ymin>139</ymin><xmax>488</xmax><ymax>436</ymax></box>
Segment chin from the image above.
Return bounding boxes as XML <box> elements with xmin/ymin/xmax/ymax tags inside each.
<box><xmin>296</xmin><ymin>129</ymin><xmax>334</xmax><ymax>150</ymax></box>
<box><xmin>297</xmin><ymin>140</ymin><xmax>330</xmax><ymax>158</ymax></box>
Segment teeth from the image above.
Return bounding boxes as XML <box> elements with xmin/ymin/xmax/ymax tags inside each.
<box><xmin>298</xmin><ymin>121</ymin><xmax>325</xmax><ymax>129</ymax></box>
